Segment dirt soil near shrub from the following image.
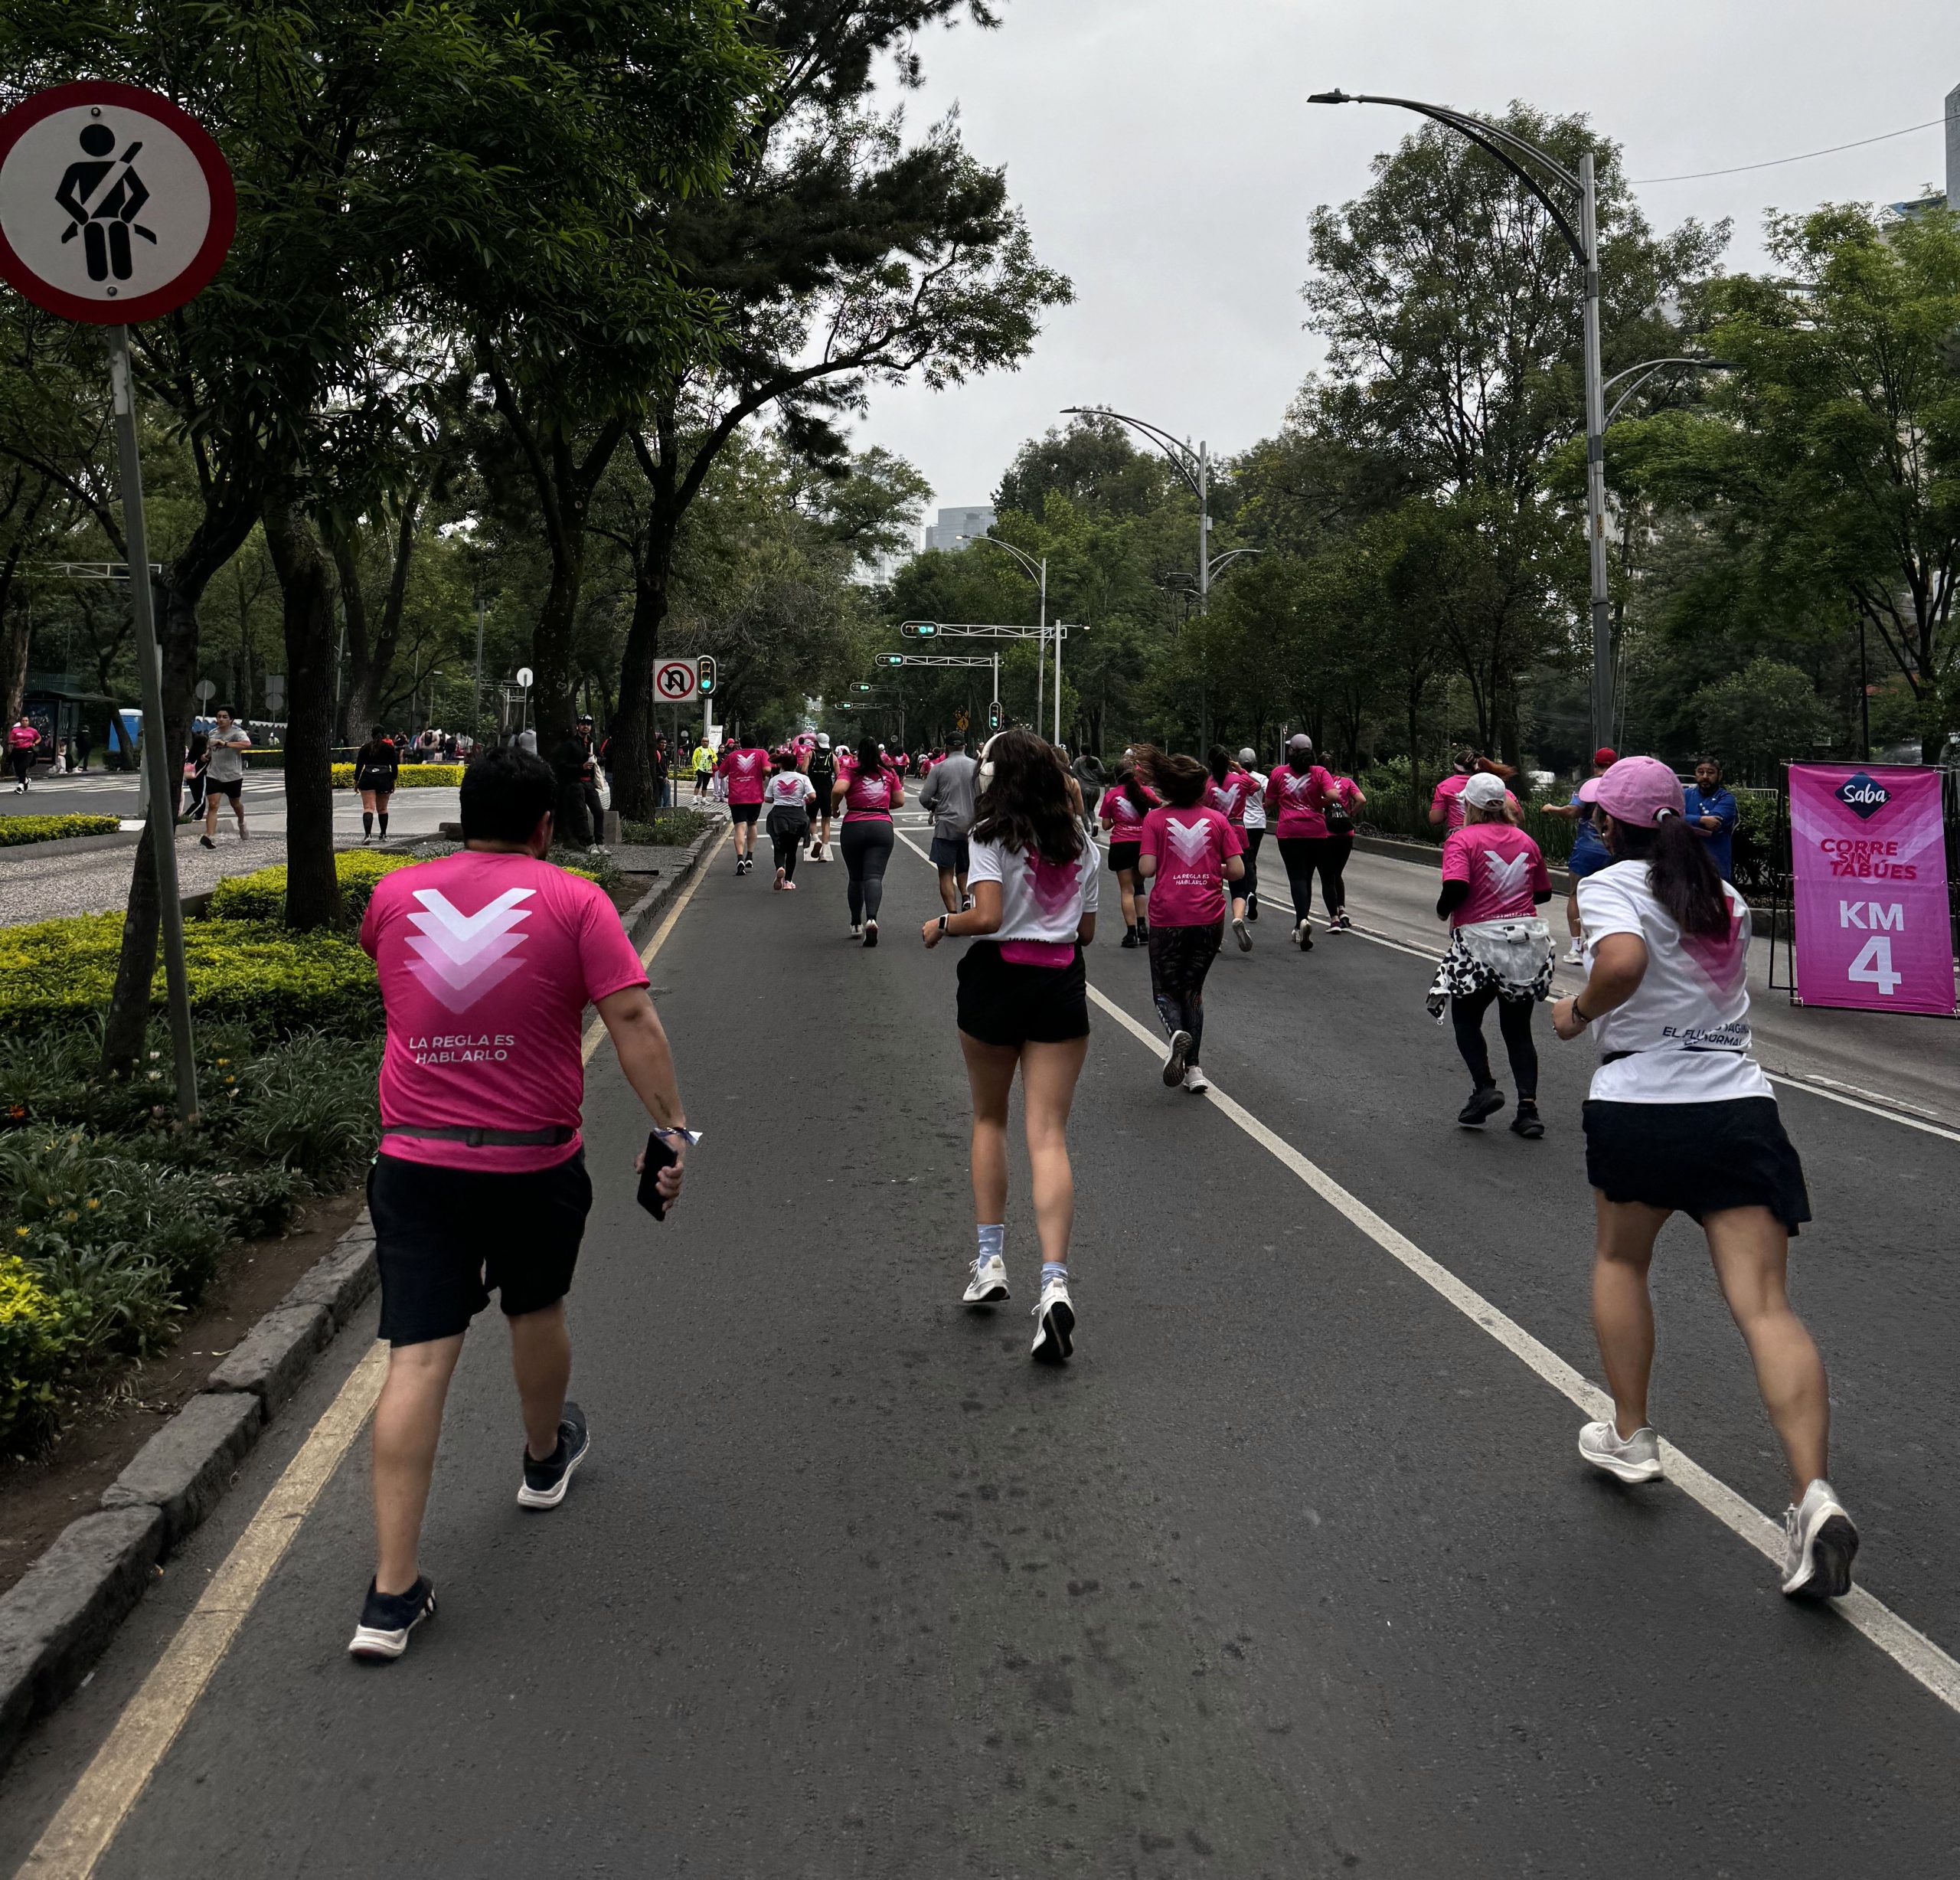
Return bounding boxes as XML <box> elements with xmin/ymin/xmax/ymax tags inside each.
<box><xmin>0</xmin><ymin>1186</ymin><xmax>366</xmax><ymax>1598</ymax></box>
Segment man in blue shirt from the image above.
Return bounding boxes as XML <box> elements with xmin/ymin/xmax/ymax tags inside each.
<box><xmin>1684</xmin><ymin>754</ymin><xmax>1739</xmax><ymax>881</ymax></box>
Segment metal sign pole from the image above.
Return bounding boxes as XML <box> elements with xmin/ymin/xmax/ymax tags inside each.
<box><xmin>109</xmin><ymin>325</ymin><xmax>197</xmax><ymax>1122</ymax></box>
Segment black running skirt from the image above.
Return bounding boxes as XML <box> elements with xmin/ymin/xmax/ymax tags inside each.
<box><xmin>1108</xmin><ymin>840</ymin><xmax>1141</xmax><ymax>875</ymax></box>
<box><xmin>956</xmin><ymin>941</ymin><xmax>1089</xmax><ymax>1048</ymax></box>
<box><xmin>1582</xmin><ymin>1096</ymin><xmax>1811</xmax><ymax>1233</ymax></box>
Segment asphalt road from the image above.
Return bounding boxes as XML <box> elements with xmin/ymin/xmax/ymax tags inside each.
<box><xmin>4</xmin><ymin>816</ymin><xmax>1958</xmax><ymax>1878</ymax></box>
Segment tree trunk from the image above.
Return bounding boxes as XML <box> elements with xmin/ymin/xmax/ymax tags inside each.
<box><xmin>261</xmin><ymin>486</ymin><xmax>342</xmax><ymax>930</ymax></box>
<box><xmin>0</xmin><ymin>477</ymin><xmax>52</xmax><ymax>721</ymax></box>
<box><xmin>610</xmin><ymin>559</ymin><xmax>669</xmax><ymax>822</ymax></box>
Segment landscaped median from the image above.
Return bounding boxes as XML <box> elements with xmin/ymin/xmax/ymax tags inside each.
<box><xmin>328</xmin><ymin>762</ymin><xmax>464</xmax><ymax>789</ymax></box>
<box><xmin>0</xmin><ymin>815</ymin><xmax>122</xmax><ymax>849</ymax></box>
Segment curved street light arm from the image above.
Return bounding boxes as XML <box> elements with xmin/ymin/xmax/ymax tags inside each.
<box><xmin>959</xmin><ymin>532</ymin><xmax>1042</xmax><ymax>584</ymax></box>
<box><xmin>1060</xmin><ymin>406</ymin><xmax>1203</xmax><ymax>499</ymax></box>
<box><xmin>1207</xmin><ymin>548</ymin><xmax>1266</xmax><ymax>578</ymax></box>
<box><xmin>1308</xmin><ymin>90</ymin><xmax>1586</xmax><ymax>265</ymax></box>
<box><xmin>1602</xmin><ymin>356</ymin><xmax>1736</xmax><ymax>427</ymax></box>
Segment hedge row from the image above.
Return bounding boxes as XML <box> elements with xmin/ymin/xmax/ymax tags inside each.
<box><xmin>330</xmin><ymin>763</ymin><xmax>464</xmax><ymax>790</ymax></box>
<box><xmin>0</xmin><ymin>914</ymin><xmax>381</xmax><ymax>1038</ymax></box>
<box><xmin>0</xmin><ymin>814</ymin><xmax>122</xmax><ymax>848</ymax></box>
<box><xmin>208</xmin><ymin>848</ymin><xmax>418</xmax><ymax>924</ymax></box>
<box><xmin>0</xmin><ymin>1252</ymin><xmax>77</xmax><ymax>1440</ymax></box>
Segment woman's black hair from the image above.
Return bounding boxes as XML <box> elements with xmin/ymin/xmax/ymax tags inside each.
<box><xmin>1156</xmin><ymin>752</ymin><xmax>1210</xmax><ymax>808</ymax></box>
<box><xmin>1207</xmin><ymin>743</ymin><xmax>1232</xmax><ymax>785</ymax></box>
<box><xmin>855</xmin><ymin>736</ymin><xmax>882</xmax><ymax>777</ymax></box>
<box><xmin>1122</xmin><ymin>744</ymin><xmax>1161</xmax><ymax>811</ymax></box>
<box><xmin>972</xmin><ymin>727</ymin><xmax>1083</xmax><ymax>865</ymax></box>
<box><xmin>1608</xmin><ymin>812</ymin><xmax>1729</xmax><ymax>937</ymax></box>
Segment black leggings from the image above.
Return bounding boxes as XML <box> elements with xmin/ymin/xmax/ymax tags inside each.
<box><xmin>1148</xmin><ymin>920</ymin><xmax>1223</xmax><ymax>1066</ymax></box>
<box><xmin>1276</xmin><ymin>835</ymin><xmax>1334</xmax><ymax>924</ymax></box>
<box><xmin>1450</xmin><ymin>983</ymin><xmax>1538</xmax><ymax>1100</ymax></box>
<box><xmin>769</xmin><ymin>812</ymin><xmax>809</xmax><ymax>881</ymax></box>
<box><xmin>1240</xmin><ymin>828</ymin><xmax>1263</xmax><ymax>904</ymax></box>
<box><xmin>841</xmin><ymin>819</ymin><xmax>895</xmax><ymax>924</ymax></box>
<box><xmin>1321</xmin><ymin>834</ymin><xmax>1352</xmax><ymax>915</ymax></box>
<box><xmin>8</xmin><ymin>750</ymin><xmax>30</xmax><ymax>788</ymax></box>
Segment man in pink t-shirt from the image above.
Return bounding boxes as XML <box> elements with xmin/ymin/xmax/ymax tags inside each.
<box><xmin>348</xmin><ymin>747</ymin><xmax>691</xmax><ymax>1663</ymax></box>
<box><xmin>717</xmin><ymin>739</ymin><xmax>771</xmax><ymax>874</ymax></box>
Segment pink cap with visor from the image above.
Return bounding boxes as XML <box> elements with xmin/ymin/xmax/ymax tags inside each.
<box><xmin>1578</xmin><ymin>754</ymin><xmax>1684</xmax><ymax>826</ymax></box>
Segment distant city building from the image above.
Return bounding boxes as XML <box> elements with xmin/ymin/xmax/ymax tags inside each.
<box><xmin>1890</xmin><ymin>81</ymin><xmax>1958</xmax><ymax>217</ymax></box>
<box><xmin>923</xmin><ymin>505</ymin><xmax>996</xmax><ymax>553</ymax></box>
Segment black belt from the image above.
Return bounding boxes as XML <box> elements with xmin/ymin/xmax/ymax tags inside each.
<box><xmin>383</xmin><ymin>1125</ymin><xmax>575</xmax><ymax>1148</ymax></box>
<box><xmin>1601</xmin><ymin>1046</ymin><xmax>1743</xmax><ymax>1065</ymax></box>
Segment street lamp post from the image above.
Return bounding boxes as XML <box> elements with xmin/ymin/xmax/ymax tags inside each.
<box><xmin>1063</xmin><ymin>407</ymin><xmax>1212</xmax><ymax>613</ymax></box>
<box><xmin>1307</xmin><ymin>92</ymin><xmax>1615</xmax><ymax>748</ymax></box>
<box><xmin>959</xmin><ymin>535</ymin><xmax>1050</xmax><ymax>738</ymax></box>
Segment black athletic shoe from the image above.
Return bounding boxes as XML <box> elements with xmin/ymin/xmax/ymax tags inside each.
<box><xmin>1246</xmin><ymin>897</ymin><xmax>1259</xmax><ymax>922</ymax></box>
<box><xmin>348</xmin><ymin>1576</ymin><xmax>436</xmax><ymax>1662</ymax></box>
<box><xmin>863</xmin><ymin>919</ymin><xmax>879</xmax><ymax>948</ymax></box>
<box><xmin>1458</xmin><ymin>1085</ymin><xmax>1505</xmax><ymax>1128</ymax></box>
<box><xmin>1510</xmin><ymin>1103</ymin><xmax>1545</xmax><ymax>1140</ymax></box>
<box><xmin>518</xmin><ymin>1401</ymin><xmax>590</xmax><ymax>1509</ymax></box>
<box><xmin>1121</xmin><ymin>928</ymin><xmax>1139</xmax><ymax>949</ymax></box>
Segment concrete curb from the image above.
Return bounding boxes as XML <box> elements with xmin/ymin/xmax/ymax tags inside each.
<box><xmin>0</xmin><ymin>829</ymin><xmax>139</xmax><ymax>862</ymax></box>
<box><xmin>0</xmin><ymin>822</ymin><xmax>724</xmax><ymax>1773</ymax></box>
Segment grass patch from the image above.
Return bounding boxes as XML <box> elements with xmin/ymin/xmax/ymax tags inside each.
<box><xmin>622</xmin><ymin>808</ymin><xmax>719</xmax><ymax>848</ymax></box>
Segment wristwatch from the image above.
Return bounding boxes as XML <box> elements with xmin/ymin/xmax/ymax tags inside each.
<box><xmin>937</xmin><ymin>914</ymin><xmax>949</xmax><ymax>936</ymax></box>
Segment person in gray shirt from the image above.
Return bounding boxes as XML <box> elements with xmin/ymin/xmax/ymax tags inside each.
<box><xmin>918</xmin><ymin>733</ymin><xmax>979</xmax><ymax>914</ymax></box>
<box><xmin>199</xmin><ymin>706</ymin><xmax>252</xmax><ymax>848</ymax></box>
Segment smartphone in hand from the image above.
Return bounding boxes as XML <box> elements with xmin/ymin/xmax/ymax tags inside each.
<box><xmin>636</xmin><ymin>1132</ymin><xmax>680</xmax><ymax>1221</ymax></box>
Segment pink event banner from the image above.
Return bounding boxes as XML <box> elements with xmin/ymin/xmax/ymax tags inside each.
<box><xmin>1789</xmin><ymin>763</ymin><xmax>1955</xmax><ymax>1016</ymax></box>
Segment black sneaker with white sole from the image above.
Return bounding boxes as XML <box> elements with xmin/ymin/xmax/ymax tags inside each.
<box><xmin>348</xmin><ymin>1576</ymin><xmax>436</xmax><ymax>1662</ymax></box>
<box><xmin>518</xmin><ymin>1401</ymin><xmax>590</xmax><ymax>1509</ymax></box>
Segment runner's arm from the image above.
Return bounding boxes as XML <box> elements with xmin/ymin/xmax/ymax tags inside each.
<box><xmin>595</xmin><ymin>988</ymin><xmax>688</xmax><ymax>1198</ymax></box>
<box><xmin>922</xmin><ymin>878</ymin><xmax>1002</xmax><ymax>947</ymax></box>
<box><xmin>1552</xmin><ymin>933</ymin><xmax>1648</xmax><ymax>1040</ymax></box>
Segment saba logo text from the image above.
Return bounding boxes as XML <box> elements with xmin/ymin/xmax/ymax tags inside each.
<box><xmin>1835</xmin><ymin>772</ymin><xmax>1890</xmax><ymax>821</ymax></box>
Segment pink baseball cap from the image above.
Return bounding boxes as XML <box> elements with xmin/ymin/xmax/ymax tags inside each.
<box><xmin>1578</xmin><ymin>754</ymin><xmax>1684</xmax><ymax>826</ymax></box>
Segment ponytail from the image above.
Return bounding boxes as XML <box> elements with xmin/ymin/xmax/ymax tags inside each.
<box><xmin>1612</xmin><ymin>811</ymin><xmax>1727</xmax><ymax>937</ymax></box>
<box><xmin>1206</xmin><ymin>744</ymin><xmax>1232</xmax><ymax>786</ymax></box>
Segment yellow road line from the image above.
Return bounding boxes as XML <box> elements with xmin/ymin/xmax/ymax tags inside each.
<box><xmin>18</xmin><ymin>826</ymin><xmax>727</xmax><ymax>1880</ymax></box>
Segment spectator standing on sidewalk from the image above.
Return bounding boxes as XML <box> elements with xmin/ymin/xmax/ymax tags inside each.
<box><xmin>200</xmin><ymin>706</ymin><xmax>252</xmax><ymax>847</ymax></box>
<box><xmin>1684</xmin><ymin>755</ymin><xmax>1739</xmax><ymax>883</ymax></box>
<box><xmin>348</xmin><ymin>747</ymin><xmax>691</xmax><ymax>1662</ymax></box>
<box><xmin>919</xmin><ymin>731</ymin><xmax>979</xmax><ymax>914</ymax></box>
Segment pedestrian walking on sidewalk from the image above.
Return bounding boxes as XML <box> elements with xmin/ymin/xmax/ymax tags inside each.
<box><xmin>1265</xmin><ymin>733</ymin><xmax>1341</xmax><ymax>951</ymax></box>
<box><xmin>199</xmin><ymin>706</ymin><xmax>251</xmax><ymax>848</ymax></box>
<box><xmin>1140</xmin><ymin>754</ymin><xmax>1244</xmax><ymax>1093</ymax></box>
<box><xmin>1426</xmin><ymin>772</ymin><xmax>1556</xmax><ymax>1137</ymax></box>
<box><xmin>922</xmin><ymin>728</ymin><xmax>1097</xmax><ymax>1362</ymax></box>
<box><xmin>1550</xmin><ymin>754</ymin><xmax>1856</xmax><ymax>1600</ymax></box>
<box><xmin>1099</xmin><ymin>752</ymin><xmax>1160</xmax><ymax>947</ymax></box>
<box><xmin>763</xmin><ymin>746</ymin><xmax>815</xmax><ymax>889</ymax></box>
<box><xmin>918</xmin><ymin>731</ymin><xmax>978</xmax><ymax>914</ymax></box>
<box><xmin>349</xmin><ymin>747</ymin><xmax>690</xmax><ymax>1662</ymax></box>
<box><xmin>354</xmin><ymin>727</ymin><xmax>400</xmax><ymax>842</ymax></box>
<box><xmin>834</xmin><ymin>736</ymin><xmax>902</xmax><ymax>943</ymax></box>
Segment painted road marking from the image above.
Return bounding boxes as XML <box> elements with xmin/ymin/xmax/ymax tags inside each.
<box><xmin>16</xmin><ymin>833</ymin><xmax>727</xmax><ymax>1880</ymax></box>
<box><xmin>901</xmin><ymin>823</ymin><xmax>1960</xmax><ymax>1712</ymax></box>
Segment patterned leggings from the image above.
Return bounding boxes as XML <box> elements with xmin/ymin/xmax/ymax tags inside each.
<box><xmin>1148</xmin><ymin>920</ymin><xmax>1223</xmax><ymax>1065</ymax></box>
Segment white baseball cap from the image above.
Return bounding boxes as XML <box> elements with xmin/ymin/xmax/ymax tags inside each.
<box><xmin>1462</xmin><ymin>772</ymin><xmax>1509</xmax><ymax>809</ymax></box>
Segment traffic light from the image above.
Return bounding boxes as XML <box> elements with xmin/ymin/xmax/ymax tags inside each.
<box><xmin>986</xmin><ymin>698</ymin><xmax>1003</xmax><ymax>732</ymax></box>
<box><xmin>900</xmin><ymin>620</ymin><xmax>939</xmax><ymax>639</ymax></box>
<box><xmin>875</xmin><ymin>653</ymin><xmax>904</xmax><ymax>667</ymax></box>
<box><xmin>694</xmin><ymin>654</ymin><xmax>717</xmax><ymax>696</ymax></box>
<box><xmin>854</xmin><ymin>682</ymin><xmax>874</xmax><ymax>693</ymax></box>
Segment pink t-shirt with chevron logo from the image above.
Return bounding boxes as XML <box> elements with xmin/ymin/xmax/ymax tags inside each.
<box><xmin>361</xmin><ymin>852</ymin><xmax>648</xmax><ymax>1172</ymax></box>
<box><xmin>1138</xmin><ymin>805</ymin><xmax>1243</xmax><ymax>927</ymax></box>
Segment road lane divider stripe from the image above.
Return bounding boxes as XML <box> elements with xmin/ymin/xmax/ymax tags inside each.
<box><xmin>18</xmin><ymin>1344</ymin><xmax>390</xmax><ymax>1880</ymax></box>
<box><xmin>900</xmin><ymin>824</ymin><xmax>1960</xmax><ymax>1711</ymax></box>
<box><xmin>18</xmin><ymin>828</ymin><xmax>728</xmax><ymax>1880</ymax></box>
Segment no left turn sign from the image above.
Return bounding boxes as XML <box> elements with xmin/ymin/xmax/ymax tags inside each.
<box><xmin>0</xmin><ymin>82</ymin><xmax>237</xmax><ymax>325</ymax></box>
<box><xmin>655</xmin><ymin>658</ymin><xmax>699</xmax><ymax>703</ymax></box>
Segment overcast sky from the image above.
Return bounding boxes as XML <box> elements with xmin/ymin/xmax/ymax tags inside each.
<box><xmin>854</xmin><ymin>0</ymin><xmax>1958</xmax><ymax>518</ymax></box>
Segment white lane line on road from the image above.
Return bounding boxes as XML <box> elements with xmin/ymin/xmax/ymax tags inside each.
<box><xmin>1080</xmin><ymin>977</ymin><xmax>1960</xmax><ymax>1717</ymax></box>
<box><xmin>897</xmin><ymin>828</ymin><xmax>1960</xmax><ymax>1708</ymax></box>
<box><xmin>16</xmin><ymin>1344</ymin><xmax>390</xmax><ymax>1880</ymax></box>
<box><xmin>17</xmin><ymin>832</ymin><xmax>730</xmax><ymax>1880</ymax></box>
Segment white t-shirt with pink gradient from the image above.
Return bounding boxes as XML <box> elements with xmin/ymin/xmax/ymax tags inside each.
<box><xmin>1439</xmin><ymin>822</ymin><xmax>1551</xmax><ymax>927</ymax></box>
<box><xmin>967</xmin><ymin>834</ymin><xmax>1099</xmax><ymax>966</ymax></box>
<box><xmin>361</xmin><ymin>852</ymin><xmax>648</xmax><ymax>1172</ymax></box>
<box><xmin>1138</xmin><ymin>805</ymin><xmax>1243</xmax><ymax>927</ymax></box>
<box><xmin>763</xmin><ymin>770</ymin><xmax>815</xmax><ymax>815</ymax></box>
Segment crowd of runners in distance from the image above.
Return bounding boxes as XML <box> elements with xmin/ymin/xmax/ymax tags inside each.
<box><xmin>343</xmin><ymin>724</ymin><xmax>1851</xmax><ymax>1663</ymax></box>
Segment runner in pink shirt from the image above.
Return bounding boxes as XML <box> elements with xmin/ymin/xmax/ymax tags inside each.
<box><xmin>350</xmin><ymin>747</ymin><xmax>690</xmax><ymax>1663</ymax></box>
<box><xmin>1263</xmin><ymin>733</ymin><xmax>1341</xmax><ymax>950</ymax></box>
<box><xmin>831</xmin><ymin>736</ymin><xmax>904</xmax><ymax>943</ymax></box>
<box><xmin>1321</xmin><ymin>772</ymin><xmax>1367</xmax><ymax>931</ymax></box>
<box><xmin>1430</xmin><ymin>754</ymin><xmax>1521</xmax><ymax>834</ymax></box>
<box><xmin>717</xmin><ymin>739</ymin><xmax>772</xmax><ymax>875</ymax></box>
<box><xmin>1205</xmin><ymin>745</ymin><xmax>1257</xmax><ymax>950</ymax></box>
<box><xmin>1138</xmin><ymin>754</ymin><xmax>1245</xmax><ymax>1094</ymax></box>
<box><xmin>1098</xmin><ymin>750</ymin><xmax>1161</xmax><ymax>947</ymax></box>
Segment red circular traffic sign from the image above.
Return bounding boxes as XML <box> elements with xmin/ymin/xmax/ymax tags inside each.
<box><xmin>0</xmin><ymin>81</ymin><xmax>236</xmax><ymax>325</ymax></box>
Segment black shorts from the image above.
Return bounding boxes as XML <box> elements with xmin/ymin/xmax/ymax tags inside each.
<box><xmin>1108</xmin><ymin>840</ymin><xmax>1141</xmax><ymax>875</ymax></box>
<box><xmin>956</xmin><ymin>940</ymin><xmax>1089</xmax><ymax>1048</ymax></box>
<box><xmin>930</xmin><ymin>834</ymin><xmax>970</xmax><ymax>874</ymax></box>
<box><xmin>1582</xmin><ymin>1097</ymin><xmax>1811</xmax><ymax>1233</ymax></box>
<box><xmin>369</xmin><ymin>1150</ymin><xmax>593</xmax><ymax>1345</ymax></box>
<box><xmin>205</xmin><ymin>775</ymin><xmax>242</xmax><ymax>801</ymax></box>
<box><xmin>729</xmin><ymin>800</ymin><xmax>760</xmax><ymax>825</ymax></box>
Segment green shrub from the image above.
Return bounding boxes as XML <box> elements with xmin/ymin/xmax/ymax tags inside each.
<box><xmin>622</xmin><ymin>808</ymin><xmax>718</xmax><ymax>847</ymax></box>
<box><xmin>0</xmin><ymin>814</ymin><xmax>122</xmax><ymax>848</ymax></box>
<box><xmin>0</xmin><ymin>1252</ymin><xmax>83</xmax><ymax>1445</ymax></box>
<box><xmin>207</xmin><ymin>848</ymin><xmax>418</xmax><ymax>924</ymax></box>
<box><xmin>0</xmin><ymin>914</ymin><xmax>381</xmax><ymax>1039</ymax></box>
<box><xmin>330</xmin><ymin>762</ymin><xmax>463</xmax><ymax>790</ymax></box>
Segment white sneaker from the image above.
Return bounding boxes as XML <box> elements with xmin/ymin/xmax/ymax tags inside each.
<box><xmin>963</xmin><ymin>1255</ymin><xmax>1009</xmax><ymax>1304</ymax></box>
<box><xmin>1566</xmin><ymin>940</ymin><xmax>1585</xmax><ymax>963</ymax></box>
<box><xmin>1781</xmin><ymin>1478</ymin><xmax>1858</xmax><ymax>1598</ymax></box>
<box><xmin>1031</xmin><ymin>1277</ymin><xmax>1075</xmax><ymax>1362</ymax></box>
<box><xmin>1231</xmin><ymin>916</ymin><xmax>1251</xmax><ymax>952</ymax></box>
<box><xmin>1160</xmin><ymin>1028</ymin><xmax>1191</xmax><ymax>1086</ymax></box>
<box><xmin>1181</xmin><ymin>1066</ymin><xmax>1210</xmax><ymax>1095</ymax></box>
<box><xmin>1577</xmin><ymin>1419</ymin><xmax>1663</xmax><ymax>1483</ymax></box>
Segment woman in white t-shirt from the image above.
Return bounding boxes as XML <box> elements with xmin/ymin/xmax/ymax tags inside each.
<box><xmin>1236</xmin><ymin>748</ymin><xmax>1268</xmax><ymax>922</ymax></box>
<box><xmin>1552</xmin><ymin>756</ymin><xmax>1856</xmax><ymax>1601</ymax></box>
<box><xmin>762</xmin><ymin>747</ymin><xmax>817</xmax><ymax>891</ymax></box>
<box><xmin>921</xmin><ymin>729</ymin><xmax>1098</xmax><ymax>1364</ymax></box>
